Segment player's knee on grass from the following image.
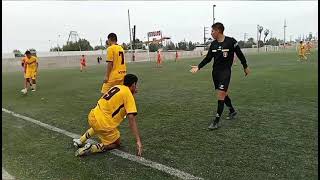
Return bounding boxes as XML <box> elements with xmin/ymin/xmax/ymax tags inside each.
<box><xmin>103</xmin><ymin>138</ymin><xmax>121</xmax><ymax>150</ymax></box>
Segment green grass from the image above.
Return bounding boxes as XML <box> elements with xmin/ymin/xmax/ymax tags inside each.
<box><xmin>2</xmin><ymin>50</ymin><xmax>318</xmax><ymax>179</ymax></box>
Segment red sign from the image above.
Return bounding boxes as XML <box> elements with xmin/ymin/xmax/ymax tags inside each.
<box><xmin>148</xmin><ymin>31</ymin><xmax>161</xmax><ymax>37</ymax></box>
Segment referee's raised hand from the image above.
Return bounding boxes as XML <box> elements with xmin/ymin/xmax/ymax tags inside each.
<box><xmin>190</xmin><ymin>65</ymin><xmax>199</xmax><ymax>73</ymax></box>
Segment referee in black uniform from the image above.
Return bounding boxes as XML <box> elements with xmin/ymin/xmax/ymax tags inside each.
<box><xmin>190</xmin><ymin>22</ymin><xmax>250</xmax><ymax>130</ymax></box>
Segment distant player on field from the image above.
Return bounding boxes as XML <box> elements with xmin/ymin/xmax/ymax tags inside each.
<box><xmin>21</xmin><ymin>55</ymin><xmax>33</xmax><ymax>87</ymax></box>
<box><xmin>21</xmin><ymin>51</ymin><xmax>38</xmax><ymax>94</ymax></box>
<box><xmin>156</xmin><ymin>49</ymin><xmax>162</xmax><ymax>67</ymax></box>
<box><xmin>101</xmin><ymin>33</ymin><xmax>127</xmax><ymax>94</ymax></box>
<box><xmin>298</xmin><ymin>41</ymin><xmax>307</xmax><ymax>61</ymax></box>
<box><xmin>190</xmin><ymin>22</ymin><xmax>250</xmax><ymax>130</ymax></box>
<box><xmin>73</xmin><ymin>74</ymin><xmax>143</xmax><ymax>157</ymax></box>
<box><xmin>80</xmin><ymin>55</ymin><xmax>86</xmax><ymax>72</ymax></box>
<box><xmin>175</xmin><ymin>51</ymin><xmax>179</xmax><ymax>62</ymax></box>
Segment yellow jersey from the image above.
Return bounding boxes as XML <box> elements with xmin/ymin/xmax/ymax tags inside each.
<box><xmin>298</xmin><ymin>44</ymin><xmax>305</xmax><ymax>55</ymax></box>
<box><xmin>106</xmin><ymin>44</ymin><xmax>127</xmax><ymax>81</ymax></box>
<box><xmin>92</xmin><ymin>85</ymin><xmax>137</xmax><ymax>129</ymax></box>
<box><xmin>25</xmin><ymin>56</ymin><xmax>38</xmax><ymax>72</ymax></box>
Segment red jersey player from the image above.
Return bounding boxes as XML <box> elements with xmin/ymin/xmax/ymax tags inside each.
<box><xmin>156</xmin><ymin>50</ymin><xmax>162</xmax><ymax>67</ymax></box>
<box><xmin>80</xmin><ymin>55</ymin><xmax>86</xmax><ymax>72</ymax></box>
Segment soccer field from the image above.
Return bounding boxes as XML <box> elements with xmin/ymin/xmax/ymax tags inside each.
<box><xmin>2</xmin><ymin>50</ymin><xmax>318</xmax><ymax>179</ymax></box>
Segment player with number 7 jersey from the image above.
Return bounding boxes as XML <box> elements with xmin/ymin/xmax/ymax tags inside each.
<box><xmin>74</xmin><ymin>74</ymin><xmax>143</xmax><ymax>157</ymax></box>
<box><xmin>101</xmin><ymin>33</ymin><xmax>127</xmax><ymax>94</ymax></box>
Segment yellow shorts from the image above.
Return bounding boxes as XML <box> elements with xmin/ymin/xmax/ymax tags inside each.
<box><xmin>101</xmin><ymin>79</ymin><xmax>124</xmax><ymax>94</ymax></box>
<box><xmin>25</xmin><ymin>70</ymin><xmax>37</xmax><ymax>80</ymax></box>
<box><xmin>88</xmin><ymin>110</ymin><xmax>120</xmax><ymax>145</ymax></box>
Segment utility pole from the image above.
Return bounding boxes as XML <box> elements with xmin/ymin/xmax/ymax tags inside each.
<box><xmin>204</xmin><ymin>26</ymin><xmax>209</xmax><ymax>50</ymax></box>
<box><xmin>100</xmin><ymin>38</ymin><xmax>103</xmax><ymax>56</ymax></box>
<box><xmin>284</xmin><ymin>19</ymin><xmax>287</xmax><ymax>48</ymax></box>
<box><xmin>49</xmin><ymin>40</ymin><xmax>53</xmax><ymax>51</ymax></box>
<box><xmin>57</xmin><ymin>34</ymin><xmax>61</xmax><ymax>55</ymax></box>
<box><xmin>213</xmin><ymin>4</ymin><xmax>216</xmax><ymax>24</ymax></box>
<box><xmin>257</xmin><ymin>25</ymin><xmax>259</xmax><ymax>52</ymax></box>
<box><xmin>132</xmin><ymin>25</ymin><xmax>136</xmax><ymax>61</ymax></box>
<box><xmin>128</xmin><ymin>9</ymin><xmax>133</xmax><ymax>61</ymax></box>
<box><xmin>244</xmin><ymin>33</ymin><xmax>248</xmax><ymax>42</ymax></box>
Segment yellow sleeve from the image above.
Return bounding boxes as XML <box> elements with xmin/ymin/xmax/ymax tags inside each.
<box><xmin>106</xmin><ymin>46</ymin><xmax>114</xmax><ymax>62</ymax></box>
<box><xmin>124</xmin><ymin>90</ymin><xmax>137</xmax><ymax>115</ymax></box>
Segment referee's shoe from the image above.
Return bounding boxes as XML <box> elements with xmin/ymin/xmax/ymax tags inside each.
<box><xmin>208</xmin><ymin>120</ymin><xmax>219</xmax><ymax>130</ymax></box>
<box><xmin>226</xmin><ymin>111</ymin><xmax>237</xmax><ymax>120</ymax></box>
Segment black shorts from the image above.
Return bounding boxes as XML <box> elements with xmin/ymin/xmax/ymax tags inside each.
<box><xmin>212</xmin><ymin>70</ymin><xmax>231</xmax><ymax>92</ymax></box>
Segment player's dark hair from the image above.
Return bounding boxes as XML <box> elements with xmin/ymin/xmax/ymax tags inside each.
<box><xmin>212</xmin><ymin>22</ymin><xmax>224</xmax><ymax>33</ymax></box>
<box><xmin>108</xmin><ymin>33</ymin><xmax>118</xmax><ymax>42</ymax></box>
<box><xmin>25</xmin><ymin>50</ymin><xmax>31</xmax><ymax>55</ymax></box>
<box><xmin>300</xmin><ymin>41</ymin><xmax>303</xmax><ymax>44</ymax></box>
<box><xmin>124</xmin><ymin>74</ymin><xmax>138</xmax><ymax>87</ymax></box>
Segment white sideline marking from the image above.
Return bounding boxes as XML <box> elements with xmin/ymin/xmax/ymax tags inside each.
<box><xmin>2</xmin><ymin>167</ymin><xmax>15</xmax><ymax>180</ymax></box>
<box><xmin>2</xmin><ymin>108</ymin><xmax>203</xmax><ymax>180</ymax></box>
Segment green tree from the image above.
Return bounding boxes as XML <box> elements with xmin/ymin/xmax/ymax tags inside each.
<box><xmin>307</xmin><ymin>32</ymin><xmax>313</xmax><ymax>41</ymax></box>
<box><xmin>238</xmin><ymin>41</ymin><xmax>245</xmax><ymax>48</ymax></box>
<box><xmin>50</xmin><ymin>46</ymin><xmax>63</xmax><ymax>52</ymax></box>
<box><xmin>258</xmin><ymin>40</ymin><xmax>264</xmax><ymax>47</ymax></box>
<box><xmin>148</xmin><ymin>43</ymin><xmax>162</xmax><ymax>52</ymax></box>
<box><xmin>122</xmin><ymin>43</ymin><xmax>129</xmax><ymax>50</ymax></box>
<box><xmin>243</xmin><ymin>37</ymin><xmax>256</xmax><ymax>48</ymax></box>
<box><xmin>265</xmin><ymin>38</ymin><xmax>279</xmax><ymax>46</ymax></box>
<box><xmin>177</xmin><ymin>41</ymin><xmax>187</xmax><ymax>50</ymax></box>
<box><xmin>62</xmin><ymin>38</ymin><xmax>93</xmax><ymax>51</ymax></box>
<box><xmin>94</xmin><ymin>45</ymin><xmax>106</xmax><ymax>50</ymax></box>
<box><xmin>164</xmin><ymin>41</ymin><xmax>176</xmax><ymax>50</ymax></box>
<box><xmin>13</xmin><ymin>49</ymin><xmax>24</xmax><ymax>57</ymax></box>
<box><xmin>188</xmin><ymin>41</ymin><xmax>196</xmax><ymax>51</ymax></box>
<box><xmin>133</xmin><ymin>38</ymin><xmax>144</xmax><ymax>49</ymax></box>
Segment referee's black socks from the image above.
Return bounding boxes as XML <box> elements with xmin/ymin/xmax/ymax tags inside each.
<box><xmin>215</xmin><ymin>100</ymin><xmax>225</xmax><ymax>122</ymax></box>
<box><xmin>224</xmin><ymin>95</ymin><xmax>235</xmax><ymax>113</ymax></box>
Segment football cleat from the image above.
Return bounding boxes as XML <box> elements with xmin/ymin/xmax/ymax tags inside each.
<box><xmin>73</xmin><ymin>138</ymin><xmax>84</xmax><ymax>148</ymax></box>
<box><xmin>21</xmin><ymin>88</ymin><xmax>27</xmax><ymax>94</ymax></box>
<box><xmin>75</xmin><ymin>143</ymin><xmax>92</xmax><ymax>157</ymax></box>
<box><xmin>208</xmin><ymin>120</ymin><xmax>219</xmax><ymax>130</ymax></box>
<box><xmin>226</xmin><ymin>111</ymin><xmax>237</xmax><ymax>120</ymax></box>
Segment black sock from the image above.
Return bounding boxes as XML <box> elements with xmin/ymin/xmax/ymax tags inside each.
<box><xmin>224</xmin><ymin>95</ymin><xmax>235</xmax><ymax>113</ymax></box>
<box><xmin>215</xmin><ymin>100</ymin><xmax>225</xmax><ymax>123</ymax></box>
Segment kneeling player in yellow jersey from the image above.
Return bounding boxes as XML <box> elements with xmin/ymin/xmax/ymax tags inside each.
<box><xmin>101</xmin><ymin>33</ymin><xmax>127</xmax><ymax>94</ymax></box>
<box><xmin>298</xmin><ymin>41</ymin><xmax>307</xmax><ymax>61</ymax></box>
<box><xmin>73</xmin><ymin>74</ymin><xmax>143</xmax><ymax>156</ymax></box>
<box><xmin>21</xmin><ymin>51</ymin><xmax>38</xmax><ymax>94</ymax></box>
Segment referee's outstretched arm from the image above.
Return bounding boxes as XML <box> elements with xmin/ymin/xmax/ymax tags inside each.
<box><xmin>190</xmin><ymin>45</ymin><xmax>214</xmax><ymax>73</ymax></box>
<box><xmin>198</xmin><ymin>44</ymin><xmax>214</xmax><ymax>70</ymax></box>
<box><xmin>234</xmin><ymin>42</ymin><xmax>248</xmax><ymax>69</ymax></box>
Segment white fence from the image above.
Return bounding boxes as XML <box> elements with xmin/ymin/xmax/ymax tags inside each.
<box><xmin>2</xmin><ymin>46</ymin><xmax>287</xmax><ymax>72</ymax></box>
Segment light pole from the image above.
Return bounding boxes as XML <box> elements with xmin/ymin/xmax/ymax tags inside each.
<box><xmin>49</xmin><ymin>40</ymin><xmax>53</xmax><ymax>51</ymax></box>
<box><xmin>213</xmin><ymin>5</ymin><xmax>216</xmax><ymax>24</ymax></box>
<box><xmin>57</xmin><ymin>34</ymin><xmax>61</xmax><ymax>55</ymax></box>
